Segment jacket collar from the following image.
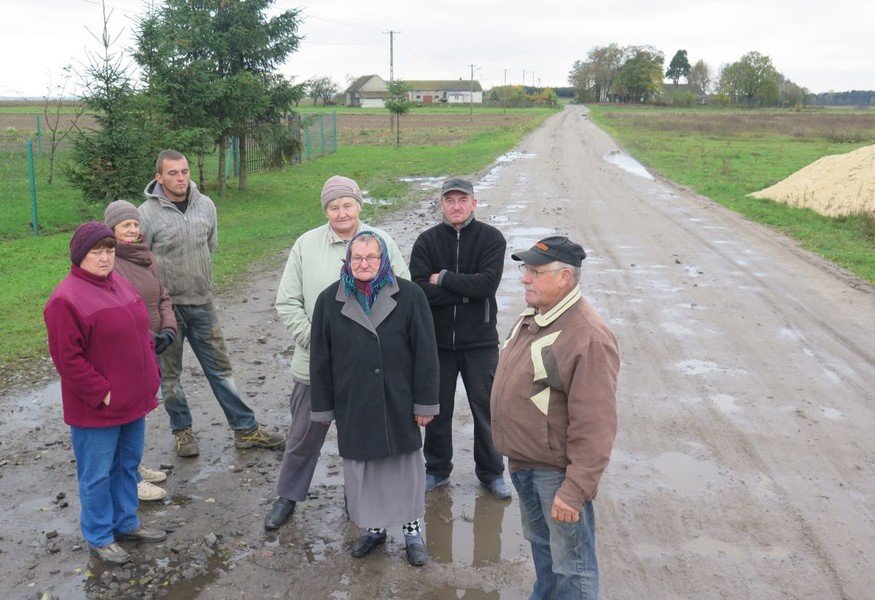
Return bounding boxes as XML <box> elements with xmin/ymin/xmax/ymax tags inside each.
<box><xmin>335</xmin><ymin>278</ymin><xmax>400</xmax><ymax>332</ymax></box>
<box><xmin>145</xmin><ymin>179</ymin><xmax>197</xmax><ymax>210</ymax></box>
<box><xmin>326</xmin><ymin>221</ymin><xmax>371</xmax><ymax>245</ymax></box>
<box><xmin>519</xmin><ymin>287</ymin><xmax>582</xmax><ymax>327</ymax></box>
<box><xmin>114</xmin><ymin>239</ymin><xmax>153</xmax><ymax>266</ymax></box>
<box><xmin>70</xmin><ymin>264</ymin><xmax>115</xmax><ymax>288</ymax></box>
<box><xmin>441</xmin><ymin>214</ymin><xmax>476</xmax><ymax>231</ymax></box>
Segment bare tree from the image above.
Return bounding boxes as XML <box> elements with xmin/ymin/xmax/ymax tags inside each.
<box><xmin>689</xmin><ymin>59</ymin><xmax>713</xmax><ymax>104</ymax></box>
<box><xmin>308</xmin><ymin>76</ymin><xmax>339</xmax><ymax>106</ymax></box>
<box><xmin>42</xmin><ymin>66</ymin><xmax>85</xmax><ymax>184</ymax></box>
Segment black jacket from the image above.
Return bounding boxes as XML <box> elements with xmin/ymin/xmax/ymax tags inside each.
<box><xmin>310</xmin><ymin>278</ymin><xmax>440</xmax><ymax>461</ymax></box>
<box><xmin>409</xmin><ymin>217</ymin><xmax>506</xmax><ymax>350</ymax></box>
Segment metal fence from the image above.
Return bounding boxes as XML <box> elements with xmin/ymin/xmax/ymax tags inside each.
<box><xmin>0</xmin><ymin>112</ymin><xmax>338</xmax><ymax>240</ymax></box>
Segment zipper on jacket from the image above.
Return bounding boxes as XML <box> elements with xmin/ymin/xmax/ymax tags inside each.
<box><xmin>451</xmin><ymin>229</ymin><xmax>461</xmax><ymax>349</ymax></box>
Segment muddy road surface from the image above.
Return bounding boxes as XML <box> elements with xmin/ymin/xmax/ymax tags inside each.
<box><xmin>2</xmin><ymin>105</ymin><xmax>873</xmax><ymax>599</ymax></box>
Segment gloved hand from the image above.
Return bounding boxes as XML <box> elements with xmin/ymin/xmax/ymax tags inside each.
<box><xmin>154</xmin><ymin>329</ymin><xmax>176</xmax><ymax>354</ymax></box>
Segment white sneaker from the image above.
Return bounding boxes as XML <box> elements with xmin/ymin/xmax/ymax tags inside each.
<box><xmin>138</xmin><ymin>480</ymin><xmax>167</xmax><ymax>501</ymax></box>
<box><xmin>138</xmin><ymin>464</ymin><xmax>167</xmax><ymax>483</ymax></box>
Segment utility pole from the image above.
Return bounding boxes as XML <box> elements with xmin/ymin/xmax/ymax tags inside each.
<box><xmin>384</xmin><ymin>30</ymin><xmax>400</xmax><ymax>130</ymax></box>
<box><xmin>468</xmin><ymin>64</ymin><xmax>479</xmax><ymax>120</ymax></box>
<box><xmin>384</xmin><ymin>30</ymin><xmax>400</xmax><ymax>82</ymax></box>
<box><xmin>522</xmin><ymin>69</ymin><xmax>526</xmax><ymax>86</ymax></box>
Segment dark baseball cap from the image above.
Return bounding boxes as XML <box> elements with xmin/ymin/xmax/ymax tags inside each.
<box><xmin>511</xmin><ymin>236</ymin><xmax>586</xmax><ymax>267</ymax></box>
<box><xmin>441</xmin><ymin>177</ymin><xmax>474</xmax><ymax>196</ymax></box>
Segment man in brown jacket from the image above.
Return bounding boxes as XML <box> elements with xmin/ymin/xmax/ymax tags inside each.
<box><xmin>490</xmin><ymin>236</ymin><xmax>619</xmax><ymax>600</ymax></box>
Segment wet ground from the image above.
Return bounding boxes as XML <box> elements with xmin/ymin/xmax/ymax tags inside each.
<box><xmin>2</xmin><ymin>105</ymin><xmax>874</xmax><ymax>599</ymax></box>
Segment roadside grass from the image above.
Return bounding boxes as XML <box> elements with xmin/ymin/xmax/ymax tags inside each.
<box><xmin>586</xmin><ymin>104</ymin><xmax>875</xmax><ymax>282</ymax></box>
<box><xmin>0</xmin><ymin>108</ymin><xmax>555</xmax><ymax>374</ymax></box>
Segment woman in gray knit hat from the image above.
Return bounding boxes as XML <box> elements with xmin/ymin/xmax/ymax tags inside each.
<box><xmin>105</xmin><ymin>199</ymin><xmax>178</xmax><ymax>502</ymax></box>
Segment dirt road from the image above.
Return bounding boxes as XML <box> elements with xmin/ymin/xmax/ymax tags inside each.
<box><xmin>1</xmin><ymin>105</ymin><xmax>873</xmax><ymax>599</ymax></box>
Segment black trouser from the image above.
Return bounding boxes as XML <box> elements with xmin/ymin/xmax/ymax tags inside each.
<box><xmin>424</xmin><ymin>346</ymin><xmax>505</xmax><ymax>483</ymax></box>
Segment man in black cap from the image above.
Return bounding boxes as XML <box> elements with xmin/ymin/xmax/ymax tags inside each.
<box><xmin>490</xmin><ymin>235</ymin><xmax>620</xmax><ymax>599</ymax></box>
<box><xmin>409</xmin><ymin>177</ymin><xmax>511</xmax><ymax>499</ymax></box>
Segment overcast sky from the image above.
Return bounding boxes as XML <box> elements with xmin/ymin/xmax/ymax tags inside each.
<box><xmin>2</xmin><ymin>0</ymin><xmax>872</xmax><ymax>98</ymax></box>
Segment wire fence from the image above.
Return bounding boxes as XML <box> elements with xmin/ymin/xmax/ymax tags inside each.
<box><xmin>0</xmin><ymin>113</ymin><xmax>337</xmax><ymax>240</ymax></box>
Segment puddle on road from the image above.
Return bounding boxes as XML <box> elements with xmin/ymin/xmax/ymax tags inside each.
<box><xmin>478</xmin><ymin>151</ymin><xmax>538</xmax><ymax>190</ymax></box>
<box><xmin>652</xmin><ymin>452</ymin><xmax>722</xmax><ymax>495</ymax></box>
<box><xmin>432</xmin><ymin>585</ymin><xmax>527</xmax><ymax>599</ymax></box>
<box><xmin>820</xmin><ymin>406</ymin><xmax>843</xmax><ymax>420</ymax></box>
<box><xmin>682</xmin><ymin>535</ymin><xmax>746</xmax><ymax>561</ymax></box>
<box><xmin>6</xmin><ymin>381</ymin><xmax>61</xmax><ymax>429</ymax></box>
<box><xmin>496</xmin><ymin>150</ymin><xmax>538</xmax><ymax>163</ymax></box>
<box><xmin>603</xmin><ymin>151</ymin><xmax>654</xmax><ymax>180</ymax></box>
<box><xmin>399</xmin><ymin>175</ymin><xmax>446</xmax><ymax>189</ymax></box>
<box><xmin>425</xmin><ymin>486</ymin><xmax>524</xmax><ymax>567</ymax></box>
<box><xmin>675</xmin><ymin>359</ymin><xmax>746</xmax><ymax>376</ymax></box>
<box><xmin>504</xmin><ymin>226</ymin><xmax>555</xmax><ymax>252</ymax></box>
<box><xmin>711</xmin><ymin>394</ymin><xmax>741</xmax><ymax>415</ymax></box>
<box><xmin>661</xmin><ymin>322</ymin><xmax>696</xmax><ymax>337</ymax></box>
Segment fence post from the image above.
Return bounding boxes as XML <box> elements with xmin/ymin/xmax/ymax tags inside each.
<box><xmin>319</xmin><ymin>115</ymin><xmax>325</xmax><ymax>156</ymax></box>
<box><xmin>27</xmin><ymin>140</ymin><xmax>39</xmax><ymax>237</ymax></box>
<box><xmin>233</xmin><ymin>137</ymin><xmax>240</xmax><ymax>177</ymax></box>
<box><xmin>305</xmin><ymin>125</ymin><xmax>311</xmax><ymax>161</ymax></box>
<box><xmin>332</xmin><ymin>112</ymin><xmax>337</xmax><ymax>153</ymax></box>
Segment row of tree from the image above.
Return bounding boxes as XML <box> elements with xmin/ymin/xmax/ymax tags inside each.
<box><xmin>69</xmin><ymin>0</ymin><xmax>307</xmax><ymax>203</ymax></box>
<box><xmin>568</xmin><ymin>45</ymin><xmax>807</xmax><ymax>108</ymax></box>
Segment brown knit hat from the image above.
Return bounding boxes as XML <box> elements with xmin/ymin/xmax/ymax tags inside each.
<box><xmin>70</xmin><ymin>222</ymin><xmax>115</xmax><ymax>266</ymax></box>
<box><xmin>104</xmin><ymin>199</ymin><xmax>140</xmax><ymax>231</ymax></box>
<box><xmin>321</xmin><ymin>175</ymin><xmax>362</xmax><ymax>211</ymax></box>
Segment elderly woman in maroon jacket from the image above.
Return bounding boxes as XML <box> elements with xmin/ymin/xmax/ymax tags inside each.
<box><xmin>310</xmin><ymin>231</ymin><xmax>439</xmax><ymax>566</ymax></box>
<box><xmin>104</xmin><ymin>200</ymin><xmax>177</xmax><ymax>502</ymax></box>
<box><xmin>44</xmin><ymin>222</ymin><xmax>167</xmax><ymax>565</ymax></box>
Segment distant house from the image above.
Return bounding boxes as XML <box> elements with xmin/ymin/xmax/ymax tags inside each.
<box><xmin>344</xmin><ymin>75</ymin><xmax>388</xmax><ymax>108</ymax></box>
<box><xmin>402</xmin><ymin>80</ymin><xmax>483</xmax><ymax>104</ymax></box>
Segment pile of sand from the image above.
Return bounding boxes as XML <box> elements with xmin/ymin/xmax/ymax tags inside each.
<box><xmin>749</xmin><ymin>144</ymin><xmax>875</xmax><ymax>217</ymax></box>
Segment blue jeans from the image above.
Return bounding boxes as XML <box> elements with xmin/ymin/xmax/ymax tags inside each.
<box><xmin>160</xmin><ymin>303</ymin><xmax>258</xmax><ymax>432</ymax></box>
<box><xmin>511</xmin><ymin>469</ymin><xmax>599</xmax><ymax>600</ymax></box>
<box><xmin>71</xmin><ymin>418</ymin><xmax>145</xmax><ymax>547</ymax></box>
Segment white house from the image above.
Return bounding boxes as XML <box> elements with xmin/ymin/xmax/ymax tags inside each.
<box><xmin>344</xmin><ymin>75</ymin><xmax>388</xmax><ymax>108</ymax></box>
<box><xmin>403</xmin><ymin>80</ymin><xmax>484</xmax><ymax>104</ymax></box>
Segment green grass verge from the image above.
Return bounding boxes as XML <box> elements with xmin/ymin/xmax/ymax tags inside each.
<box><xmin>586</xmin><ymin>104</ymin><xmax>875</xmax><ymax>282</ymax></box>
<box><xmin>0</xmin><ymin>109</ymin><xmax>554</xmax><ymax>372</ymax></box>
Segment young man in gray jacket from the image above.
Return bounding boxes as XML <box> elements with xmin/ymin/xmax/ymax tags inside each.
<box><xmin>139</xmin><ymin>149</ymin><xmax>284</xmax><ymax>457</ymax></box>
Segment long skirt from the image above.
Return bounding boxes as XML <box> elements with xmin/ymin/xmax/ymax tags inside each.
<box><xmin>343</xmin><ymin>449</ymin><xmax>425</xmax><ymax>529</ymax></box>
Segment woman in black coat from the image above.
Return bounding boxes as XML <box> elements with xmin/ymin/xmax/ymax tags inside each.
<box><xmin>310</xmin><ymin>231</ymin><xmax>439</xmax><ymax>566</ymax></box>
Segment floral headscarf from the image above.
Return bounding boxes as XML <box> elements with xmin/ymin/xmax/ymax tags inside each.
<box><xmin>341</xmin><ymin>231</ymin><xmax>396</xmax><ymax>314</ymax></box>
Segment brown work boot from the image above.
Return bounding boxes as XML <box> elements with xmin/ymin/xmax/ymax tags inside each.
<box><xmin>173</xmin><ymin>428</ymin><xmax>200</xmax><ymax>457</ymax></box>
<box><xmin>234</xmin><ymin>425</ymin><xmax>285</xmax><ymax>450</ymax></box>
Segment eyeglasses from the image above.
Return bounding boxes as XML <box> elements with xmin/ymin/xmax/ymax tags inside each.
<box><xmin>517</xmin><ymin>264</ymin><xmax>563</xmax><ymax>278</ymax></box>
<box><xmin>350</xmin><ymin>254</ymin><xmax>381</xmax><ymax>266</ymax></box>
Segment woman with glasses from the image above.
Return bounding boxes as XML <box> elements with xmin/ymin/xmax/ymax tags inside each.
<box><xmin>44</xmin><ymin>222</ymin><xmax>167</xmax><ymax>565</ymax></box>
<box><xmin>310</xmin><ymin>231</ymin><xmax>439</xmax><ymax>566</ymax></box>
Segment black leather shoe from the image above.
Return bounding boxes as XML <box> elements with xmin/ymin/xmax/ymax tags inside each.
<box><xmin>404</xmin><ymin>532</ymin><xmax>428</xmax><ymax>566</ymax></box>
<box><xmin>115</xmin><ymin>526</ymin><xmax>167</xmax><ymax>543</ymax></box>
<box><xmin>351</xmin><ymin>529</ymin><xmax>387</xmax><ymax>558</ymax></box>
<box><xmin>264</xmin><ymin>498</ymin><xmax>296</xmax><ymax>530</ymax></box>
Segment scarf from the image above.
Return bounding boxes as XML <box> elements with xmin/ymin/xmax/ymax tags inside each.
<box><xmin>341</xmin><ymin>231</ymin><xmax>396</xmax><ymax>314</ymax></box>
